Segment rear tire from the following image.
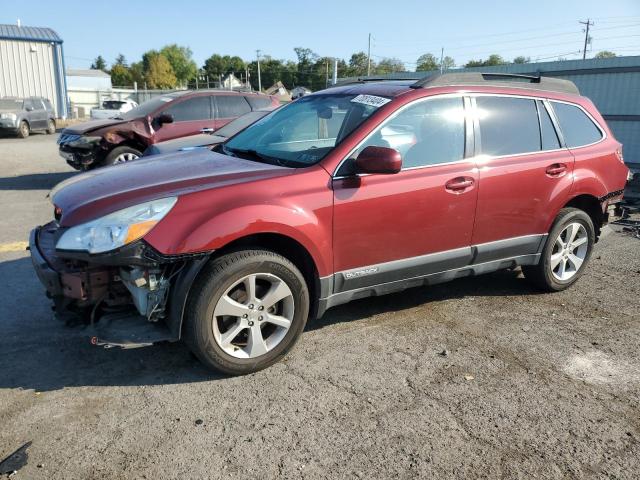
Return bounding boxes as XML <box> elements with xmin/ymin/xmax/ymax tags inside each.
<box><xmin>522</xmin><ymin>207</ymin><xmax>595</xmax><ymax>292</ymax></box>
<box><xmin>46</xmin><ymin>119</ymin><xmax>56</xmax><ymax>134</ymax></box>
<box><xmin>17</xmin><ymin>121</ymin><xmax>29</xmax><ymax>138</ymax></box>
<box><xmin>102</xmin><ymin>146</ymin><xmax>142</xmax><ymax>166</ymax></box>
<box><xmin>184</xmin><ymin>250</ymin><xmax>309</xmax><ymax>375</ymax></box>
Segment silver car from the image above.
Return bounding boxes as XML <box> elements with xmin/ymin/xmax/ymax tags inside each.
<box><xmin>0</xmin><ymin>97</ymin><xmax>56</xmax><ymax>138</ymax></box>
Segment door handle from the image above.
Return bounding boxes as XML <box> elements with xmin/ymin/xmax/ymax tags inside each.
<box><xmin>445</xmin><ymin>177</ymin><xmax>474</xmax><ymax>193</ymax></box>
<box><xmin>545</xmin><ymin>163</ymin><xmax>567</xmax><ymax>177</ymax></box>
<box><xmin>200</xmin><ymin>128</ymin><xmax>214</xmax><ymax>134</ymax></box>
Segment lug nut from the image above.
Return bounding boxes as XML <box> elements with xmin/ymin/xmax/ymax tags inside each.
<box><xmin>248</xmin><ymin>320</ymin><xmax>254</xmax><ymax>326</ymax></box>
<box><xmin>248</xmin><ymin>304</ymin><xmax>254</xmax><ymax>309</ymax></box>
<box><xmin>242</xmin><ymin>314</ymin><xmax>248</xmax><ymax>318</ymax></box>
<box><xmin>258</xmin><ymin>306</ymin><xmax>264</xmax><ymax>311</ymax></box>
<box><xmin>258</xmin><ymin>316</ymin><xmax>264</xmax><ymax>321</ymax></box>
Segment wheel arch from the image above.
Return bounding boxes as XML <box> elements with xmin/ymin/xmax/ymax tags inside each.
<box><xmin>563</xmin><ymin>194</ymin><xmax>604</xmax><ymax>239</ymax></box>
<box><xmin>169</xmin><ymin>232</ymin><xmax>325</xmax><ymax>340</ymax></box>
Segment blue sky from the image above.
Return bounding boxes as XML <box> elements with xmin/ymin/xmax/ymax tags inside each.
<box><xmin>2</xmin><ymin>0</ymin><xmax>639</xmax><ymax>69</ymax></box>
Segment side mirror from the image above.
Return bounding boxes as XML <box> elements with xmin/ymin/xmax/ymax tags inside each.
<box><xmin>25</xmin><ymin>106</ymin><xmax>34</xmax><ymax>112</ymax></box>
<box><xmin>155</xmin><ymin>113</ymin><xmax>174</xmax><ymax>125</ymax></box>
<box><xmin>354</xmin><ymin>146</ymin><xmax>402</xmax><ymax>174</ymax></box>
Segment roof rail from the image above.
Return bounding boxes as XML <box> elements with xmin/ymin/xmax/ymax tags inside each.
<box><xmin>410</xmin><ymin>72</ymin><xmax>580</xmax><ymax>95</ymax></box>
<box><xmin>335</xmin><ymin>76</ymin><xmax>422</xmax><ymax>86</ymax></box>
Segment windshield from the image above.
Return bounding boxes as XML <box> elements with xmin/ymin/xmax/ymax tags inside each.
<box><xmin>118</xmin><ymin>94</ymin><xmax>181</xmax><ymax>120</ymax></box>
<box><xmin>0</xmin><ymin>99</ymin><xmax>23</xmax><ymax>110</ymax></box>
<box><xmin>224</xmin><ymin>94</ymin><xmax>385</xmax><ymax>167</ymax></box>
<box><xmin>102</xmin><ymin>100</ymin><xmax>126</xmax><ymax>110</ymax></box>
<box><xmin>215</xmin><ymin>110</ymin><xmax>271</xmax><ymax>138</ymax></box>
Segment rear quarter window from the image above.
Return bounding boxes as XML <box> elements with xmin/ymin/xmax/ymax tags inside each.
<box><xmin>551</xmin><ymin>101</ymin><xmax>603</xmax><ymax>148</ymax></box>
<box><xmin>245</xmin><ymin>96</ymin><xmax>273</xmax><ymax>110</ymax></box>
<box><xmin>216</xmin><ymin>95</ymin><xmax>251</xmax><ymax>118</ymax></box>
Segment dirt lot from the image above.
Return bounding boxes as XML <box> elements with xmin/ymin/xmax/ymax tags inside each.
<box><xmin>0</xmin><ymin>134</ymin><xmax>638</xmax><ymax>479</ymax></box>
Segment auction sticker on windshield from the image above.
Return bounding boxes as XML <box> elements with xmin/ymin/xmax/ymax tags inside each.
<box><xmin>350</xmin><ymin>94</ymin><xmax>391</xmax><ymax>108</ymax></box>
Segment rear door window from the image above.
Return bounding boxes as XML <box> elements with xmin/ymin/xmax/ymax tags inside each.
<box><xmin>551</xmin><ymin>101</ymin><xmax>603</xmax><ymax>148</ymax></box>
<box><xmin>216</xmin><ymin>95</ymin><xmax>251</xmax><ymax>118</ymax></box>
<box><xmin>43</xmin><ymin>99</ymin><xmax>54</xmax><ymax>111</ymax></box>
<box><xmin>537</xmin><ymin>100</ymin><xmax>561</xmax><ymax>150</ymax></box>
<box><xmin>476</xmin><ymin>96</ymin><xmax>541</xmax><ymax>156</ymax></box>
<box><xmin>164</xmin><ymin>96</ymin><xmax>212</xmax><ymax>122</ymax></box>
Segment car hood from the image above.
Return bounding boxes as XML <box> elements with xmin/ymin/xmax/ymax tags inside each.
<box><xmin>0</xmin><ymin>108</ymin><xmax>20</xmax><ymax>114</ymax></box>
<box><xmin>51</xmin><ymin>150</ymin><xmax>294</xmax><ymax>226</ymax></box>
<box><xmin>62</xmin><ymin>118</ymin><xmax>127</xmax><ymax>134</ymax></box>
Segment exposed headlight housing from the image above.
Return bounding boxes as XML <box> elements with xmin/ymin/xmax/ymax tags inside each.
<box><xmin>0</xmin><ymin>113</ymin><xmax>17</xmax><ymax>121</ymax></box>
<box><xmin>56</xmin><ymin>197</ymin><xmax>177</xmax><ymax>254</ymax></box>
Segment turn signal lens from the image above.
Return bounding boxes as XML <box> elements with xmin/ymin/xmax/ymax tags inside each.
<box><xmin>124</xmin><ymin>220</ymin><xmax>159</xmax><ymax>244</ymax></box>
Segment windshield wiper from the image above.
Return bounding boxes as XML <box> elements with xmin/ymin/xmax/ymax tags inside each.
<box><xmin>223</xmin><ymin>146</ymin><xmax>287</xmax><ymax>167</ymax></box>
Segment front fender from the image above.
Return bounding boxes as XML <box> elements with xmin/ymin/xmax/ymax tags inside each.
<box><xmin>144</xmin><ymin>169</ymin><xmax>334</xmax><ymax>276</ymax></box>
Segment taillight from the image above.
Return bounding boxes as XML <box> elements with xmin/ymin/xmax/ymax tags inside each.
<box><xmin>615</xmin><ymin>147</ymin><xmax>624</xmax><ymax>164</ymax></box>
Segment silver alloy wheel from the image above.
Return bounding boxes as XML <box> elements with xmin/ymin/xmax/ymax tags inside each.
<box><xmin>212</xmin><ymin>273</ymin><xmax>294</xmax><ymax>359</ymax></box>
<box><xmin>550</xmin><ymin>222</ymin><xmax>589</xmax><ymax>281</ymax></box>
<box><xmin>113</xmin><ymin>152</ymin><xmax>139</xmax><ymax>164</ymax></box>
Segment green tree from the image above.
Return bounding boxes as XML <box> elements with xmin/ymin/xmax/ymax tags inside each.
<box><xmin>114</xmin><ymin>54</ymin><xmax>128</xmax><ymax>67</ymax></box>
<box><xmin>110</xmin><ymin>64</ymin><xmax>132</xmax><ymax>87</ymax></box>
<box><xmin>91</xmin><ymin>55</ymin><xmax>108</xmax><ymax>71</ymax></box>
<box><xmin>347</xmin><ymin>51</ymin><xmax>372</xmax><ymax>77</ymax></box>
<box><xmin>513</xmin><ymin>56</ymin><xmax>530</xmax><ymax>64</ymax></box>
<box><xmin>465</xmin><ymin>59</ymin><xmax>484</xmax><ymax>67</ymax></box>
<box><xmin>203</xmin><ymin>54</ymin><xmax>245</xmax><ymax>81</ymax></box>
<box><xmin>143</xmin><ymin>52</ymin><xmax>177</xmax><ymax>89</ymax></box>
<box><xmin>484</xmin><ymin>54</ymin><xmax>506</xmax><ymax>66</ymax></box>
<box><xmin>129</xmin><ymin>61</ymin><xmax>145</xmax><ymax>86</ymax></box>
<box><xmin>440</xmin><ymin>56</ymin><xmax>455</xmax><ymax>70</ymax></box>
<box><xmin>416</xmin><ymin>53</ymin><xmax>439</xmax><ymax>71</ymax></box>
<box><xmin>160</xmin><ymin>44</ymin><xmax>198</xmax><ymax>86</ymax></box>
<box><xmin>594</xmin><ymin>50</ymin><xmax>616</xmax><ymax>59</ymax></box>
<box><xmin>465</xmin><ymin>54</ymin><xmax>507</xmax><ymax>67</ymax></box>
<box><xmin>375</xmin><ymin>57</ymin><xmax>406</xmax><ymax>74</ymax></box>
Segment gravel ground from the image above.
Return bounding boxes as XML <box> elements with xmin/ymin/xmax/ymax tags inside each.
<box><xmin>0</xmin><ymin>134</ymin><xmax>638</xmax><ymax>479</ymax></box>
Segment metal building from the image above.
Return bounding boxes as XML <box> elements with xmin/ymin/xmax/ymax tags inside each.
<box><xmin>0</xmin><ymin>23</ymin><xmax>68</xmax><ymax>118</ymax></box>
<box><xmin>339</xmin><ymin>56</ymin><xmax>640</xmax><ymax>166</ymax></box>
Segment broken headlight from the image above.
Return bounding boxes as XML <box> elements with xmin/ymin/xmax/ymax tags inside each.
<box><xmin>56</xmin><ymin>197</ymin><xmax>177</xmax><ymax>254</ymax></box>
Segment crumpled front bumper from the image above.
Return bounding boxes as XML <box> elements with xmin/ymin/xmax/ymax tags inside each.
<box><xmin>29</xmin><ymin>227</ymin><xmax>63</xmax><ymax>298</ymax></box>
<box><xmin>29</xmin><ymin>223</ymin><xmax>210</xmax><ymax>348</ymax></box>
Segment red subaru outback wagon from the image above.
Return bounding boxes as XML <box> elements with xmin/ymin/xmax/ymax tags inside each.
<box><xmin>30</xmin><ymin>73</ymin><xmax>629</xmax><ymax>374</ymax></box>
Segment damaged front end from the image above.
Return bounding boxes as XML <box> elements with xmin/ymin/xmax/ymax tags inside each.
<box><xmin>30</xmin><ymin>222</ymin><xmax>208</xmax><ymax>348</ymax></box>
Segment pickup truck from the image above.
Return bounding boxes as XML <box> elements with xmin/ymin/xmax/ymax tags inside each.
<box><xmin>90</xmin><ymin>99</ymin><xmax>138</xmax><ymax>120</ymax></box>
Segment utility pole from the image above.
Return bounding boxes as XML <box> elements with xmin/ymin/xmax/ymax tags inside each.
<box><xmin>439</xmin><ymin>47</ymin><xmax>444</xmax><ymax>74</ymax></box>
<box><xmin>579</xmin><ymin>19</ymin><xmax>594</xmax><ymax>60</ymax></box>
<box><xmin>256</xmin><ymin>49</ymin><xmax>262</xmax><ymax>92</ymax></box>
<box><xmin>325</xmin><ymin>58</ymin><xmax>329</xmax><ymax>88</ymax></box>
<box><xmin>333</xmin><ymin>58</ymin><xmax>338</xmax><ymax>85</ymax></box>
<box><xmin>367</xmin><ymin>33</ymin><xmax>372</xmax><ymax>76</ymax></box>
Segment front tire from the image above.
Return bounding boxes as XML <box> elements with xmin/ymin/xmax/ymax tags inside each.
<box><xmin>103</xmin><ymin>146</ymin><xmax>142</xmax><ymax>166</ymax></box>
<box><xmin>17</xmin><ymin>121</ymin><xmax>29</xmax><ymax>138</ymax></box>
<box><xmin>184</xmin><ymin>250</ymin><xmax>310</xmax><ymax>375</ymax></box>
<box><xmin>46</xmin><ymin>119</ymin><xmax>56</xmax><ymax>134</ymax></box>
<box><xmin>522</xmin><ymin>207</ymin><xmax>595</xmax><ymax>292</ymax></box>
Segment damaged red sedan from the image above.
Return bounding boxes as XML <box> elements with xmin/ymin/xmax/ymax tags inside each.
<box><xmin>31</xmin><ymin>73</ymin><xmax>629</xmax><ymax>374</ymax></box>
